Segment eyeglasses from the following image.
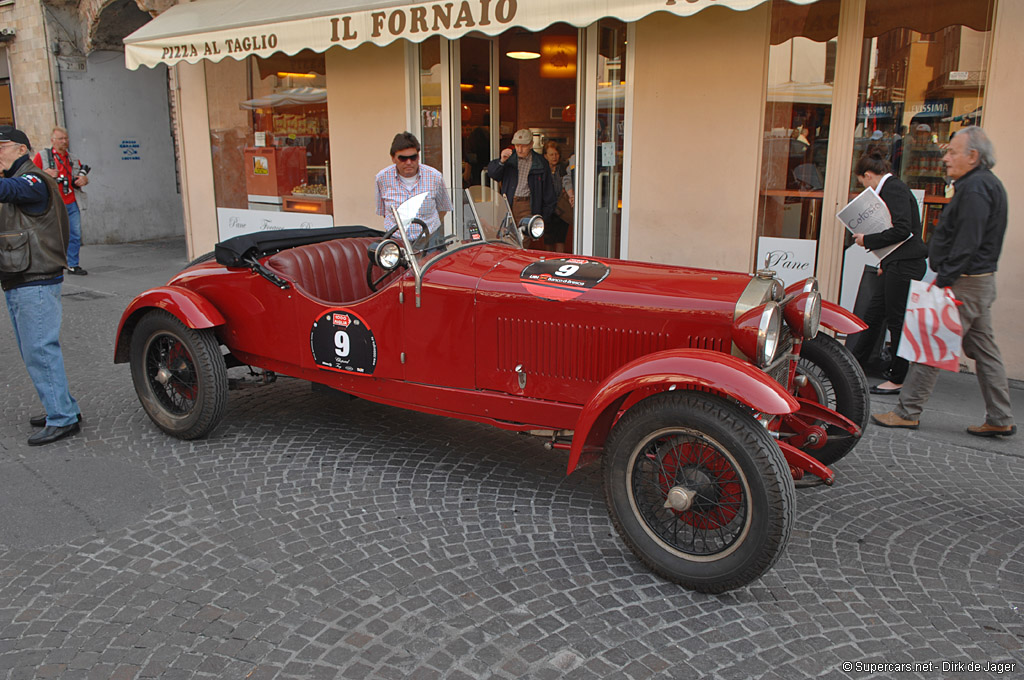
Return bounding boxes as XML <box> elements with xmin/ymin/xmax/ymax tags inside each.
<box><xmin>396</xmin><ymin>153</ymin><xmax>419</xmax><ymax>162</ymax></box>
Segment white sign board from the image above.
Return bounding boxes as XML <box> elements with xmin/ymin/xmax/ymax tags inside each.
<box><xmin>217</xmin><ymin>208</ymin><xmax>333</xmax><ymax>240</ymax></box>
<box><xmin>755</xmin><ymin>237</ymin><xmax>817</xmax><ymax>289</ymax></box>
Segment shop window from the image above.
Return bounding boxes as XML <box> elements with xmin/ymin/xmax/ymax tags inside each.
<box><xmin>850</xmin><ymin>0</ymin><xmax>994</xmax><ymax>241</ymax></box>
<box><xmin>756</xmin><ymin>0</ymin><xmax>840</xmax><ymax>275</ymax></box>
<box><xmin>419</xmin><ymin>36</ymin><xmax>444</xmax><ymax>173</ymax></box>
<box><xmin>839</xmin><ymin>0</ymin><xmax>994</xmax><ymax>313</ymax></box>
<box><xmin>205</xmin><ymin>51</ymin><xmax>332</xmax><ymax>239</ymax></box>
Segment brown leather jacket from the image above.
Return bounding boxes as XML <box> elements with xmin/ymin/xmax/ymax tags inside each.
<box><xmin>0</xmin><ymin>158</ymin><xmax>70</xmax><ymax>290</ymax></box>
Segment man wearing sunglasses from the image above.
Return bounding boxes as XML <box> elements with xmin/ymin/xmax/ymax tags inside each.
<box><xmin>375</xmin><ymin>132</ymin><xmax>451</xmax><ymax>242</ymax></box>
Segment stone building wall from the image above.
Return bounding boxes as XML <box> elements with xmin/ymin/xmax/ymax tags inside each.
<box><xmin>0</xmin><ymin>0</ymin><xmax>60</xmax><ymax>149</ymax></box>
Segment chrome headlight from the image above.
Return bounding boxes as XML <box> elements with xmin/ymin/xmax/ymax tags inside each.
<box><xmin>370</xmin><ymin>240</ymin><xmax>401</xmax><ymax>270</ymax></box>
<box><xmin>521</xmin><ymin>215</ymin><xmax>545</xmax><ymax>240</ymax></box>
<box><xmin>783</xmin><ymin>290</ymin><xmax>821</xmax><ymax>340</ymax></box>
<box><xmin>758</xmin><ymin>301</ymin><xmax>783</xmax><ymax>366</ymax></box>
<box><xmin>785</xmin><ymin>276</ymin><xmax>818</xmax><ymax>296</ymax></box>
<box><xmin>733</xmin><ymin>300</ymin><xmax>783</xmax><ymax>368</ymax></box>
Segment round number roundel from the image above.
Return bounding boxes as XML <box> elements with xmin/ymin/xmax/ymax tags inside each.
<box><xmin>520</xmin><ymin>258</ymin><xmax>610</xmax><ymax>300</ymax></box>
<box><xmin>310</xmin><ymin>310</ymin><xmax>377</xmax><ymax>375</ymax></box>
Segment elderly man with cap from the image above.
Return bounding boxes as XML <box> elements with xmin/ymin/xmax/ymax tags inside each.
<box><xmin>486</xmin><ymin>129</ymin><xmax>557</xmax><ymax>229</ymax></box>
<box><xmin>0</xmin><ymin>125</ymin><xmax>83</xmax><ymax>446</ymax></box>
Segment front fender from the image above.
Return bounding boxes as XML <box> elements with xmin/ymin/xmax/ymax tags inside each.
<box><xmin>819</xmin><ymin>300</ymin><xmax>867</xmax><ymax>335</ymax></box>
<box><xmin>114</xmin><ymin>287</ymin><xmax>226</xmax><ymax>363</ymax></box>
<box><xmin>566</xmin><ymin>349</ymin><xmax>798</xmax><ymax>474</ymax></box>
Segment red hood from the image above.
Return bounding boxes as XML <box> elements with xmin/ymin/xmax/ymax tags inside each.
<box><xmin>475</xmin><ymin>248</ymin><xmax>754</xmax><ymax>314</ymax></box>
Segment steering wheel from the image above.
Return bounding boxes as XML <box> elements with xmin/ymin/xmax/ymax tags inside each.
<box><xmin>366</xmin><ymin>224</ymin><xmax>405</xmax><ymax>292</ymax></box>
<box><xmin>408</xmin><ymin>218</ymin><xmax>433</xmax><ymax>252</ymax></box>
<box><xmin>496</xmin><ymin>214</ymin><xmax>519</xmax><ymax>244</ymax></box>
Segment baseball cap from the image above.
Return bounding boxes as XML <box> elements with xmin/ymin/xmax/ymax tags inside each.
<box><xmin>0</xmin><ymin>125</ymin><xmax>31</xmax><ymax>148</ymax></box>
<box><xmin>915</xmin><ymin>123</ymin><xmax>931</xmax><ymax>133</ymax></box>
<box><xmin>511</xmin><ymin>129</ymin><xmax>533</xmax><ymax>145</ymax></box>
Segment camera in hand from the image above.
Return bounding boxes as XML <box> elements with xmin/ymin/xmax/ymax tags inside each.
<box><xmin>77</xmin><ymin>164</ymin><xmax>91</xmax><ymax>177</ymax></box>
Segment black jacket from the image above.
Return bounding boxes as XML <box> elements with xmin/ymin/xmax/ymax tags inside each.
<box><xmin>0</xmin><ymin>157</ymin><xmax>70</xmax><ymax>290</ymax></box>
<box><xmin>928</xmin><ymin>166</ymin><xmax>1008</xmax><ymax>288</ymax></box>
<box><xmin>486</xmin><ymin>151</ymin><xmax>557</xmax><ymax>220</ymax></box>
<box><xmin>862</xmin><ymin>175</ymin><xmax>927</xmax><ymax>265</ymax></box>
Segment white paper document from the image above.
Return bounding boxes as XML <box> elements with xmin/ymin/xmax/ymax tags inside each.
<box><xmin>836</xmin><ymin>187</ymin><xmax>908</xmax><ymax>263</ymax></box>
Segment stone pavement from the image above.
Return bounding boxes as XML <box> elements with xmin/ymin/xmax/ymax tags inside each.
<box><xmin>1</xmin><ymin>239</ymin><xmax>1022</xmax><ymax>679</ymax></box>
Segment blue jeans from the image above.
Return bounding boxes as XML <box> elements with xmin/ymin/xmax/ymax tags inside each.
<box><xmin>4</xmin><ymin>282</ymin><xmax>80</xmax><ymax>426</ymax></box>
<box><xmin>66</xmin><ymin>200</ymin><xmax>82</xmax><ymax>267</ymax></box>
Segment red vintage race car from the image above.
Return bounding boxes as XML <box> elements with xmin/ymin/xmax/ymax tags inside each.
<box><xmin>115</xmin><ymin>187</ymin><xmax>868</xmax><ymax>593</ymax></box>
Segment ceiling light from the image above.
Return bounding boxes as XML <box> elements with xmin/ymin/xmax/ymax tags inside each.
<box><xmin>506</xmin><ymin>32</ymin><xmax>540</xmax><ymax>60</ymax></box>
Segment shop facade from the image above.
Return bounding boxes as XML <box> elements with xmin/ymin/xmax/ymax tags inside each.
<box><xmin>125</xmin><ymin>0</ymin><xmax>1024</xmax><ymax>377</ymax></box>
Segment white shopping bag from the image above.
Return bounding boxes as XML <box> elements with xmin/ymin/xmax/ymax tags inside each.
<box><xmin>897</xmin><ymin>279</ymin><xmax>963</xmax><ymax>372</ymax></box>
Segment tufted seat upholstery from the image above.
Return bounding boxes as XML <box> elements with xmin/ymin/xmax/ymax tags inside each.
<box><xmin>264</xmin><ymin>237</ymin><xmax>383</xmax><ymax>304</ymax></box>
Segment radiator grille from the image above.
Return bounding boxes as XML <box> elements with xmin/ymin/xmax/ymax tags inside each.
<box><xmin>765</xmin><ymin>326</ymin><xmax>795</xmax><ymax>387</ymax></box>
<box><xmin>496</xmin><ymin>316</ymin><xmax>725</xmax><ymax>383</ymax></box>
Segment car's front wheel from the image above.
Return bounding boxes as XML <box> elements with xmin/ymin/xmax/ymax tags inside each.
<box><xmin>604</xmin><ymin>392</ymin><xmax>794</xmax><ymax>593</ymax></box>
<box><xmin>129</xmin><ymin>310</ymin><xmax>228</xmax><ymax>440</ymax></box>
<box><xmin>793</xmin><ymin>333</ymin><xmax>869</xmax><ymax>465</ymax></box>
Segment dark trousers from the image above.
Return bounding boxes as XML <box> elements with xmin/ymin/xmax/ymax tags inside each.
<box><xmin>850</xmin><ymin>257</ymin><xmax>926</xmax><ymax>384</ymax></box>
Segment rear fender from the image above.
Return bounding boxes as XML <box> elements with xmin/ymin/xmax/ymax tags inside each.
<box><xmin>114</xmin><ymin>287</ymin><xmax>226</xmax><ymax>363</ymax></box>
<box><xmin>819</xmin><ymin>300</ymin><xmax>867</xmax><ymax>335</ymax></box>
<box><xmin>566</xmin><ymin>349</ymin><xmax>799</xmax><ymax>474</ymax></box>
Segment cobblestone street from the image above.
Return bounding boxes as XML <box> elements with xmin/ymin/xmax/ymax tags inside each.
<box><xmin>1</xmin><ymin>240</ymin><xmax>1023</xmax><ymax>679</ymax></box>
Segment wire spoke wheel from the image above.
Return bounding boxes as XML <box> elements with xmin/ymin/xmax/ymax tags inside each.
<box><xmin>605</xmin><ymin>392</ymin><xmax>794</xmax><ymax>593</ymax></box>
<box><xmin>790</xmin><ymin>334</ymin><xmax>869</xmax><ymax>465</ymax></box>
<box><xmin>630</xmin><ymin>430</ymin><xmax>749</xmax><ymax>559</ymax></box>
<box><xmin>129</xmin><ymin>310</ymin><xmax>228</xmax><ymax>440</ymax></box>
<box><xmin>144</xmin><ymin>333</ymin><xmax>200</xmax><ymax>415</ymax></box>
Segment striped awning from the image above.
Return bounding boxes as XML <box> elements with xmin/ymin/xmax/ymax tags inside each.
<box><xmin>124</xmin><ymin>0</ymin><xmax>818</xmax><ymax>70</ymax></box>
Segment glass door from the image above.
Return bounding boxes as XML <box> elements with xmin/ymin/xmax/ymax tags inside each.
<box><xmin>457</xmin><ymin>36</ymin><xmax>500</xmax><ymax>191</ymax></box>
<box><xmin>590</xmin><ymin>19</ymin><xmax>627</xmax><ymax>259</ymax></box>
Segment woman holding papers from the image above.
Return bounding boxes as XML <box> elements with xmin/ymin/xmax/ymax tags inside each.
<box><xmin>850</xmin><ymin>150</ymin><xmax>928</xmax><ymax>395</ymax></box>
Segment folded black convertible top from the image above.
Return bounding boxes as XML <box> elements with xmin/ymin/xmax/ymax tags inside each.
<box><xmin>214</xmin><ymin>226</ymin><xmax>383</xmax><ymax>267</ymax></box>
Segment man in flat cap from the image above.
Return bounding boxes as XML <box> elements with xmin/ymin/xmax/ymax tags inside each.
<box><xmin>0</xmin><ymin>125</ymin><xmax>82</xmax><ymax>445</ymax></box>
<box><xmin>487</xmin><ymin>128</ymin><xmax>557</xmax><ymax>229</ymax></box>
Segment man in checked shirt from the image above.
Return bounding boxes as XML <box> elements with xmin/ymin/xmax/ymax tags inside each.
<box><xmin>375</xmin><ymin>132</ymin><xmax>451</xmax><ymax>244</ymax></box>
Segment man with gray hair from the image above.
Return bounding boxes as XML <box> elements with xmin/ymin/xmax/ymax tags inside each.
<box><xmin>487</xmin><ymin>129</ymin><xmax>557</xmax><ymax>229</ymax></box>
<box><xmin>873</xmin><ymin>126</ymin><xmax>1015</xmax><ymax>436</ymax></box>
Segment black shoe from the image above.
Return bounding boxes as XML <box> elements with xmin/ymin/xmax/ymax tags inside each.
<box><xmin>67</xmin><ymin>266</ymin><xmax>88</xmax><ymax>275</ymax></box>
<box><xmin>30</xmin><ymin>413</ymin><xmax>82</xmax><ymax>427</ymax></box>
<box><xmin>27</xmin><ymin>422</ymin><xmax>81</xmax><ymax>446</ymax></box>
<box><xmin>870</xmin><ymin>385</ymin><xmax>901</xmax><ymax>395</ymax></box>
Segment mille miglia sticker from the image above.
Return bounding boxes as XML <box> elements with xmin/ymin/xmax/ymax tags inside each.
<box><xmin>310</xmin><ymin>309</ymin><xmax>377</xmax><ymax>374</ymax></box>
<box><xmin>519</xmin><ymin>258</ymin><xmax>610</xmax><ymax>301</ymax></box>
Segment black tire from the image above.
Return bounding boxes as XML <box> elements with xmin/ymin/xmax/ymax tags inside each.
<box><xmin>184</xmin><ymin>251</ymin><xmax>216</xmax><ymax>269</ymax></box>
<box><xmin>795</xmin><ymin>334</ymin><xmax>869</xmax><ymax>465</ymax></box>
<box><xmin>604</xmin><ymin>392</ymin><xmax>795</xmax><ymax>594</ymax></box>
<box><xmin>129</xmin><ymin>310</ymin><xmax>228</xmax><ymax>440</ymax></box>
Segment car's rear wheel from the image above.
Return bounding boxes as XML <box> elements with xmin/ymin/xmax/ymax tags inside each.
<box><xmin>129</xmin><ymin>310</ymin><xmax>228</xmax><ymax>440</ymax></box>
<box><xmin>184</xmin><ymin>251</ymin><xmax>216</xmax><ymax>269</ymax></box>
<box><xmin>604</xmin><ymin>392</ymin><xmax>794</xmax><ymax>593</ymax></box>
<box><xmin>793</xmin><ymin>334</ymin><xmax>868</xmax><ymax>465</ymax></box>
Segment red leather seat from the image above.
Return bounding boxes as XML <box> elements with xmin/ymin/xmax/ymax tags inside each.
<box><xmin>264</xmin><ymin>237</ymin><xmax>381</xmax><ymax>304</ymax></box>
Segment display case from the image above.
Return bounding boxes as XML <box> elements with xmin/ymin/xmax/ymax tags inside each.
<box><xmin>242</xmin><ymin>87</ymin><xmax>331</xmax><ymax>214</ymax></box>
<box><xmin>903</xmin><ymin>140</ymin><xmax>946</xmax><ymax>197</ymax></box>
<box><xmin>244</xmin><ymin>146</ymin><xmax>307</xmax><ymax>203</ymax></box>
